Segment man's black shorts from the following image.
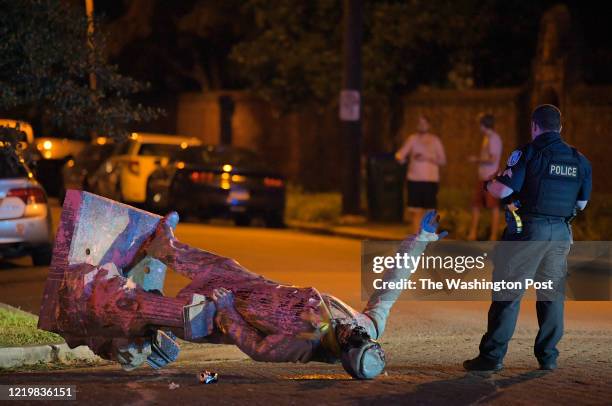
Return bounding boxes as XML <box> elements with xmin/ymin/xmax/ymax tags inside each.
<box><xmin>406</xmin><ymin>181</ymin><xmax>438</xmax><ymax>209</ymax></box>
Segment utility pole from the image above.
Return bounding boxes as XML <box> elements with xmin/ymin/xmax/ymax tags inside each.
<box><xmin>85</xmin><ymin>0</ymin><xmax>97</xmax><ymax>139</ymax></box>
<box><xmin>85</xmin><ymin>0</ymin><xmax>96</xmax><ymax>91</ymax></box>
<box><xmin>339</xmin><ymin>0</ymin><xmax>363</xmax><ymax>215</ymax></box>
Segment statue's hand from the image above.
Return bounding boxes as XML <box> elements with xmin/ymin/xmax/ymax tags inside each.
<box><xmin>419</xmin><ymin>210</ymin><xmax>448</xmax><ymax>240</ymax></box>
<box><xmin>112</xmin><ymin>338</ymin><xmax>152</xmax><ymax>371</ymax></box>
<box><xmin>211</xmin><ymin>287</ymin><xmax>235</xmax><ymax>310</ymax></box>
<box><xmin>140</xmin><ymin>211</ymin><xmax>180</xmax><ymax>261</ymax></box>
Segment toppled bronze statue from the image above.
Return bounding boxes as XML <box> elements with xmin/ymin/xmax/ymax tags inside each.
<box><xmin>39</xmin><ymin>191</ymin><xmax>444</xmax><ymax>379</ymax></box>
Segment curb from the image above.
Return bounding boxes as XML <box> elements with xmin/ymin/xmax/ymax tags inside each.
<box><xmin>0</xmin><ymin>343</ymin><xmax>100</xmax><ymax>369</ymax></box>
<box><xmin>0</xmin><ymin>303</ymin><xmax>101</xmax><ymax>369</ymax></box>
<box><xmin>286</xmin><ymin>220</ymin><xmax>409</xmax><ymax>241</ymax></box>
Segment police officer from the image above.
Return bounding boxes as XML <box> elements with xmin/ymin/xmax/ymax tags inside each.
<box><xmin>463</xmin><ymin>104</ymin><xmax>592</xmax><ymax>372</ymax></box>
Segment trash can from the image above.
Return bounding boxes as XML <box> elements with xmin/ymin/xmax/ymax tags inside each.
<box><xmin>367</xmin><ymin>153</ymin><xmax>405</xmax><ymax>222</ymax></box>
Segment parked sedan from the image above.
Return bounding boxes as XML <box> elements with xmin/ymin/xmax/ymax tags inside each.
<box><xmin>0</xmin><ymin>153</ymin><xmax>53</xmax><ymax>265</ymax></box>
<box><xmin>147</xmin><ymin>145</ymin><xmax>285</xmax><ymax>227</ymax></box>
<box><xmin>32</xmin><ymin>135</ymin><xmax>87</xmax><ymax>196</ymax></box>
<box><xmin>59</xmin><ymin>137</ymin><xmax>115</xmax><ymax>203</ymax></box>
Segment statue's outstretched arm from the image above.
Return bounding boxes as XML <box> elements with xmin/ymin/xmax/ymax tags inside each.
<box><xmin>363</xmin><ymin>211</ymin><xmax>446</xmax><ymax>338</ymax></box>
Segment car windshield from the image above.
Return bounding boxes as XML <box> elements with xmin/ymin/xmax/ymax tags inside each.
<box><xmin>138</xmin><ymin>143</ymin><xmax>186</xmax><ymax>157</ymax></box>
<box><xmin>177</xmin><ymin>146</ymin><xmax>261</xmax><ymax>167</ymax></box>
<box><xmin>0</xmin><ymin>154</ymin><xmax>28</xmax><ymax>178</ymax></box>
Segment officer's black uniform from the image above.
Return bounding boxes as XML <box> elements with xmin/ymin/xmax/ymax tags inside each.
<box><xmin>478</xmin><ymin>131</ymin><xmax>592</xmax><ymax>368</ymax></box>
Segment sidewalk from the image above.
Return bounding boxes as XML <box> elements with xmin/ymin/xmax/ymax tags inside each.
<box><xmin>286</xmin><ymin>220</ymin><xmax>412</xmax><ymax>240</ymax></box>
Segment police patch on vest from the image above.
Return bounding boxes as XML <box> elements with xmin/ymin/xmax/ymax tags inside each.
<box><xmin>507</xmin><ymin>150</ymin><xmax>522</xmax><ymax>167</ymax></box>
<box><xmin>549</xmin><ymin>163</ymin><xmax>578</xmax><ymax>178</ymax></box>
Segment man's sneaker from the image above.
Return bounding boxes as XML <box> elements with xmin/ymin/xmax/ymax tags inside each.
<box><xmin>463</xmin><ymin>356</ymin><xmax>503</xmax><ymax>372</ymax></box>
<box><xmin>538</xmin><ymin>361</ymin><xmax>557</xmax><ymax>371</ymax></box>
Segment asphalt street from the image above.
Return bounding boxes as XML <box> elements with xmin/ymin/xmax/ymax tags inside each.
<box><xmin>0</xmin><ymin>203</ymin><xmax>611</xmax><ymax>405</ymax></box>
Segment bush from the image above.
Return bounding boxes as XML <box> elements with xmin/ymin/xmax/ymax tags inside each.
<box><xmin>285</xmin><ymin>185</ymin><xmax>341</xmax><ymax>223</ymax></box>
<box><xmin>286</xmin><ymin>183</ymin><xmax>610</xmax><ymax>240</ymax></box>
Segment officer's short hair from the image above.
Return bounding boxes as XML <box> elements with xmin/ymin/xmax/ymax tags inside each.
<box><xmin>532</xmin><ymin>104</ymin><xmax>562</xmax><ymax>132</ymax></box>
<box><xmin>479</xmin><ymin>113</ymin><xmax>495</xmax><ymax>129</ymax></box>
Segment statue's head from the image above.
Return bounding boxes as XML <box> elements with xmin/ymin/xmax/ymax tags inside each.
<box><xmin>336</xmin><ymin>323</ymin><xmax>386</xmax><ymax>379</ymax></box>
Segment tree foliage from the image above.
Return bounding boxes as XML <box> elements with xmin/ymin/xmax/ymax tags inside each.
<box><xmin>94</xmin><ymin>0</ymin><xmax>562</xmax><ymax>106</ymax></box>
<box><xmin>363</xmin><ymin>0</ymin><xmax>488</xmax><ymax>96</ymax></box>
<box><xmin>100</xmin><ymin>0</ymin><xmax>248</xmax><ymax>93</ymax></box>
<box><xmin>230</xmin><ymin>0</ymin><xmax>550</xmax><ymax>110</ymax></box>
<box><xmin>230</xmin><ymin>0</ymin><xmax>342</xmax><ymax>110</ymax></box>
<box><xmin>0</xmin><ymin>0</ymin><xmax>160</xmax><ymax>140</ymax></box>
<box><xmin>230</xmin><ymin>0</ymin><xmax>488</xmax><ymax>110</ymax></box>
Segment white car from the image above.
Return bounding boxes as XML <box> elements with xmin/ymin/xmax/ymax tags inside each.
<box><xmin>0</xmin><ymin>156</ymin><xmax>53</xmax><ymax>266</ymax></box>
<box><xmin>92</xmin><ymin>132</ymin><xmax>201</xmax><ymax>204</ymax></box>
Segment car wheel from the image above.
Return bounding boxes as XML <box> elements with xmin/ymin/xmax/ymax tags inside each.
<box><xmin>58</xmin><ymin>184</ymin><xmax>66</xmax><ymax>206</ymax></box>
<box><xmin>82</xmin><ymin>177</ymin><xmax>90</xmax><ymax>192</ymax></box>
<box><xmin>265</xmin><ymin>212</ymin><xmax>285</xmax><ymax>228</ymax></box>
<box><xmin>145</xmin><ymin>181</ymin><xmax>165</xmax><ymax>214</ymax></box>
<box><xmin>31</xmin><ymin>244</ymin><xmax>53</xmax><ymax>266</ymax></box>
<box><xmin>114</xmin><ymin>180</ymin><xmax>124</xmax><ymax>202</ymax></box>
<box><xmin>234</xmin><ymin>214</ymin><xmax>251</xmax><ymax>227</ymax></box>
<box><xmin>145</xmin><ymin>180</ymin><xmax>155</xmax><ymax>211</ymax></box>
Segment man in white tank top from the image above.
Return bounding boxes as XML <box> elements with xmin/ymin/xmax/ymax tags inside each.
<box><xmin>467</xmin><ymin>113</ymin><xmax>503</xmax><ymax>240</ymax></box>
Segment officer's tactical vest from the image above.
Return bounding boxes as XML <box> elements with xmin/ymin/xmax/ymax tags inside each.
<box><xmin>519</xmin><ymin>140</ymin><xmax>582</xmax><ymax>217</ymax></box>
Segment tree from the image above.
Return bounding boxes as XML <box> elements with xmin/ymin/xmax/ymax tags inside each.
<box><xmin>102</xmin><ymin>0</ymin><xmax>248</xmax><ymax>93</ymax></box>
<box><xmin>0</xmin><ymin>0</ymin><xmax>160</xmax><ymax>140</ymax></box>
<box><xmin>229</xmin><ymin>0</ymin><xmax>563</xmax><ymax>111</ymax></box>
<box><xmin>230</xmin><ymin>0</ymin><xmax>488</xmax><ymax>111</ymax></box>
<box><xmin>230</xmin><ymin>0</ymin><xmax>343</xmax><ymax>111</ymax></box>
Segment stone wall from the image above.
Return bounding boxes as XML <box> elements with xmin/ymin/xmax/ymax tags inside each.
<box><xmin>565</xmin><ymin>85</ymin><xmax>612</xmax><ymax>197</ymax></box>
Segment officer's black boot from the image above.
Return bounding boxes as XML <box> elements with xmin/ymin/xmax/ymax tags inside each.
<box><xmin>465</xmin><ymin>300</ymin><xmax>522</xmax><ymax>372</ymax></box>
<box><xmin>463</xmin><ymin>356</ymin><xmax>503</xmax><ymax>372</ymax></box>
<box><xmin>538</xmin><ymin>360</ymin><xmax>558</xmax><ymax>371</ymax></box>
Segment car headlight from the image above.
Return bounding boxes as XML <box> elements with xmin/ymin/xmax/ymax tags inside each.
<box><xmin>37</xmin><ymin>140</ymin><xmax>53</xmax><ymax>151</ymax></box>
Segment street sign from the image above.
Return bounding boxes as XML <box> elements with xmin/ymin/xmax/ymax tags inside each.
<box><xmin>339</xmin><ymin>90</ymin><xmax>360</xmax><ymax>121</ymax></box>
